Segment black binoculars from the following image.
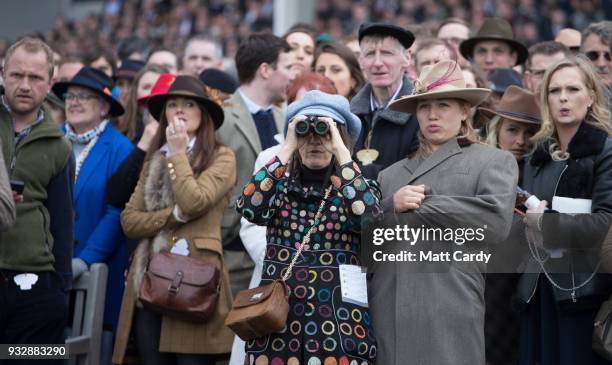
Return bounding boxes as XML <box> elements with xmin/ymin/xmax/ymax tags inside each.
<box><xmin>295</xmin><ymin>115</ymin><xmax>330</xmax><ymax>137</ymax></box>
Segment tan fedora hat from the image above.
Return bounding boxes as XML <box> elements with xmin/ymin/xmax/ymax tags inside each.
<box><xmin>459</xmin><ymin>17</ymin><xmax>528</xmax><ymax>65</ymax></box>
<box><xmin>389</xmin><ymin>60</ymin><xmax>491</xmax><ymax>114</ymax></box>
<box><xmin>478</xmin><ymin>85</ymin><xmax>541</xmax><ymax>125</ymax></box>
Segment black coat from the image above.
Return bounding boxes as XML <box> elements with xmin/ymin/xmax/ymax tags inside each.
<box><xmin>350</xmin><ymin>77</ymin><xmax>419</xmax><ymax>179</ymax></box>
<box><xmin>105</xmin><ymin>147</ymin><xmax>147</xmax><ymax>256</ymax></box>
<box><xmin>517</xmin><ymin>122</ymin><xmax>612</xmax><ymax>305</ymax></box>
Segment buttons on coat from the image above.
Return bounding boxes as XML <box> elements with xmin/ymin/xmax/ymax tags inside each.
<box><xmin>167</xmin><ymin>162</ymin><xmax>176</xmax><ymax>180</ymax></box>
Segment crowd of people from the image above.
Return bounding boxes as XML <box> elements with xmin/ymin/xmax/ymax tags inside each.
<box><xmin>0</xmin><ymin>3</ymin><xmax>611</xmax><ymax>365</ymax></box>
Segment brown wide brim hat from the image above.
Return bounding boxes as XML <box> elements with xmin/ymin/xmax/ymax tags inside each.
<box><xmin>478</xmin><ymin>107</ymin><xmax>541</xmax><ymax>125</ymax></box>
<box><xmin>390</xmin><ymin>60</ymin><xmax>491</xmax><ymax>115</ymax></box>
<box><xmin>147</xmin><ymin>75</ymin><xmax>224</xmax><ymax>130</ymax></box>
<box><xmin>478</xmin><ymin>85</ymin><xmax>541</xmax><ymax>125</ymax></box>
<box><xmin>459</xmin><ymin>17</ymin><xmax>528</xmax><ymax>66</ymax></box>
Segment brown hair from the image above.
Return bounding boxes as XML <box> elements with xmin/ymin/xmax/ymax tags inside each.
<box><xmin>116</xmin><ymin>64</ymin><xmax>169</xmax><ymax>141</ymax></box>
<box><xmin>283</xmin><ymin>23</ymin><xmax>318</xmax><ymax>44</ymax></box>
<box><xmin>86</xmin><ymin>47</ymin><xmax>118</xmax><ymax>76</ymax></box>
<box><xmin>148</xmin><ymin>99</ymin><xmax>221</xmax><ymax>175</ymax></box>
<box><xmin>235</xmin><ymin>33</ymin><xmax>291</xmax><ymax>85</ymax></box>
<box><xmin>286</xmin><ymin>72</ymin><xmax>338</xmax><ymax>104</ymax></box>
<box><xmin>4</xmin><ymin>37</ymin><xmax>54</xmax><ymax>79</ymax></box>
<box><xmin>526</xmin><ymin>41</ymin><xmax>571</xmax><ymax>69</ymax></box>
<box><xmin>314</xmin><ymin>41</ymin><xmax>366</xmax><ymax>99</ymax></box>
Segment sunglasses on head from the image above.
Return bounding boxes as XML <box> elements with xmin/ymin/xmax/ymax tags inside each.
<box><xmin>586</xmin><ymin>51</ymin><xmax>612</xmax><ymax>62</ymax></box>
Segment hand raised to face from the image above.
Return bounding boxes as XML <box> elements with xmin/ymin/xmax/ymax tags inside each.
<box><xmin>166</xmin><ymin>116</ymin><xmax>190</xmax><ymax>156</ymax></box>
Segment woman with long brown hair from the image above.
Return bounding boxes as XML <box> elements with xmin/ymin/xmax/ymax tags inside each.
<box><xmin>113</xmin><ymin>75</ymin><xmax>236</xmax><ymax>365</ymax></box>
<box><xmin>314</xmin><ymin>41</ymin><xmax>366</xmax><ymax>100</ymax></box>
<box><xmin>115</xmin><ymin>64</ymin><xmax>169</xmax><ymax>143</ymax></box>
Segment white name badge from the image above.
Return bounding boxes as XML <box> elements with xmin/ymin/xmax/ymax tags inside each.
<box><xmin>14</xmin><ymin>273</ymin><xmax>38</xmax><ymax>290</ymax></box>
<box><xmin>548</xmin><ymin>197</ymin><xmax>592</xmax><ymax>258</ymax></box>
<box><xmin>552</xmin><ymin>196</ymin><xmax>592</xmax><ymax>214</ymax></box>
<box><xmin>170</xmin><ymin>238</ymin><xmax>190</xmax><ymax>256</ymax></box>
<box><xmin>339</xmin><ymin>264</ymin><xmax>368</xmax><ymax>307</ymax></box>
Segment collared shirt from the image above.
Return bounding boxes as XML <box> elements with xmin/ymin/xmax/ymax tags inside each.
<box><xmin>65</xmin><ymin>120</ymin><xmax>109</xmax><ymax>169</ymax></box>
<box><xmin>238</xmin><ymin>88</ymin><xmax>273</xmax><ymax>114</ymax></box>
<box><xmin>161</xmin><ymin>137</ymin><xmax>197</xmax><ymax>156</ymax></box>
<box><xmin>1</xmin><ymin>96</ymin><xmax>45</xmax><ymax>147</ymax></box>
<box><xmin>369</xmin><ymin>80</ymin><xmax>404</xmax><ymax>112</ymax></box>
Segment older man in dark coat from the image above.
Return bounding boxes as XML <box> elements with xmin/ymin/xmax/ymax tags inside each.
<box><xmin>351</xmin><ymin>22</ymin><xmax>420</xmax><ymax>179</ymax></box>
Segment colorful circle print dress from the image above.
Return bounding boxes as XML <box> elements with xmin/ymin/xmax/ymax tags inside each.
<box><xmin>236</xmin><ymin>156</ymin><xmax>383</xmax><ymax>365</ymax></box>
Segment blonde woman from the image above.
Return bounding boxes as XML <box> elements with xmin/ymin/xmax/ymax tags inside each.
<box><xmin>373</xmin><ymin>60</ymin><xmax>518</xmax><ymax>364</ymax></box>
<box><xmin>483</xmin><ymin>85</ymin><xmax>542</xmax><ymax>180</ymax></box>
<box><xmin>517</xmin><ymin>56</ymin><xmax>612</xmax><ymax>365</ymax></box>
<box><xmin>480</xmin><ymin>85</ymin><xmax>542</xmax><ymax>365</ymax></box>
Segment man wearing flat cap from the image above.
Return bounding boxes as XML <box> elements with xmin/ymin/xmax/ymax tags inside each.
<box><xmin>460</xmin><ymin>17</ymin><xmax>528</xmax><ymax>75</ymax></box>
<box><xmin>350</xmin><ymin>22</ymin><xmax>420</xmax><ymax>179</ymax></box>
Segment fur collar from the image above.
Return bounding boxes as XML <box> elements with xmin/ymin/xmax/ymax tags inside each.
<box><xmin>131</xmin><ymin>151</ymin><xmax>176</xmax><ymax>305</ymax></box>
<box><xmin>143</xmin><ymin>151</ymin><xmax>175</xmax><ymax>211</ymax></box>
<box><xmin>530</xmin><ymin>122</ymin><xmax>608</xmax><ymax>166</ymax></box>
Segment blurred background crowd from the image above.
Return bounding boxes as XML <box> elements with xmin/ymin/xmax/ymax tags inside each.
<box><xmin>1</xmin><ymin>0</ymin><xmax>611</xmax><ymax>71</ymax></box>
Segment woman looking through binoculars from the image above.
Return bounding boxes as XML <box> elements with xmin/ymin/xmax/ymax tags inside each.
<box><xmin>236</xmin><ymin>90</ymin><xmax>381</xmax><ymax>364</ymax></box>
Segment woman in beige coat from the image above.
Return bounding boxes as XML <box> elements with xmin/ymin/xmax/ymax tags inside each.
<box><xmin>112</xmin><ymin>75</ymin><xmax>236</xmax><ymax>365</ymax></box>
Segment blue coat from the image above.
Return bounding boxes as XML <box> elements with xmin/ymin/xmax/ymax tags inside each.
<box><xmin>72</xmin><ymin>124</ymin><xmax>132</xmax><ymax>331</ymax></box>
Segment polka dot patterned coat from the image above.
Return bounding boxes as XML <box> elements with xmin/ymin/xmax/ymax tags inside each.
<box><xmin>236</xmin><ymin>156</ymin><xmax>383</xmax><ymax>365</ymax></box>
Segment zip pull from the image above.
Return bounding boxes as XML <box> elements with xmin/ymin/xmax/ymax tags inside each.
<box><xmin>571</xmin><ymin>269</ymin><xmax>577</xmax><ymax>303</ymax></box>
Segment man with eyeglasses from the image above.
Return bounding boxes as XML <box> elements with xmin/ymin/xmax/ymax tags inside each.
<box><xmin>0</xmin><ymin>37</ymin><xmax>74</xmax><ymax>361</ymax></box>
<box><xmin>523</xmin><ymin>41</ymin><xmax>571</xmax><ymax>94</ymax></box>
<box><xmin>582</xmin><ymin>21</ymin><xmax>612</xmax><ymax>97</ymax></box>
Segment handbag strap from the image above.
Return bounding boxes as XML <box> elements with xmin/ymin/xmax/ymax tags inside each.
<box><xmin>282</xmin><ymin>185</ymin><xmax>333</xmax><ymax>282</ymax></box>
<box><xmin>525</xmin><ymin>228</ymin><xmax>600</xmax><ymax>303</ymax></box>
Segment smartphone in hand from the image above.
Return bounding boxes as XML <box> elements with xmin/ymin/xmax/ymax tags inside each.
<box><xmin>10</xmin><ymin>180</ymin><xmax>24</xmax><ymax>195</ymax></box>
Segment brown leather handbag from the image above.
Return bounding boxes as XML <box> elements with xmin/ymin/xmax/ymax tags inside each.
<box><xmin>225</xmin><ymin>186</ymin><xmax>331</xmax><ymax>341</ymax></box>
<box><xmin>224</xmin><ymin>279</ymin><xmax>289</xmax><ymax>340</ymax></box>
<box><xmin>139</xmin><ymin>251</ymin><xmax>220</xmax><ymax>323</ymax></box>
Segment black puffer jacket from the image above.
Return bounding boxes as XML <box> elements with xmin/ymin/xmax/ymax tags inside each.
<box><xmin>517</xmin><ymin>122</ymin><xmax>612</xmax><ymax>305</ymax></box>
